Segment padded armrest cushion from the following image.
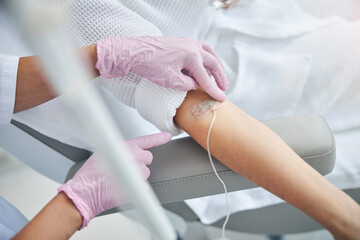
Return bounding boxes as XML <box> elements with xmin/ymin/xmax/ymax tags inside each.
<box><xmin>66</xmin><ymin>114</ymin><xmax>335</xmax><ymax>204</ymax></box>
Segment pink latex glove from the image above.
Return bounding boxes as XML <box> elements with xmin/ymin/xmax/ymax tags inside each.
<box><xmin>58</xmin><ymin>132</ymin><xmax>172</xmax><ymax>229</ymax></box>
<box><xmin>95</xmin><ymin>36</ymin><xmax>229</xmax><ymax>101</ymax></box>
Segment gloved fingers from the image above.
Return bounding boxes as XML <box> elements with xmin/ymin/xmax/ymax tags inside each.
<box><xmin>187</xmin><ymin>62</ymin><xmax>226</xmax><ymax>101</ymax></box>
<box><xmin>176</xmin><ymin>72</ymin><xmax>199</xmax><ymax>91</ymax></box>
<box><xmin>167</xmin><ymin>71</ymin><xmax>198</xmax><ymax>91</ymax></box>
<box><xmin>137</xmin><ymin>150</ymin><xmax>153</xmax><ymax>166</ymax></box>
<box><xmin>202</xmin><ymin>52</ymin><xmax>229</xmax><ymax>91</ymax></box>
<box><xmin>72</xmin><ymin>152</ymin><xmax>101</xmax><ymax>178</ymax></box>
<box><xmin>138</xmin><ymin>164</ymin><xmax>151</xmax><ymax>180</ymax></box>
<box><xmin>128</xmin><ymin>132</ymin><xmax>172</xmax><ymax>150</ymax></box>
<box><xmin>200</xmin><ymin>42</ymin><xmax>225</xmax><ymax>72</ymax></box>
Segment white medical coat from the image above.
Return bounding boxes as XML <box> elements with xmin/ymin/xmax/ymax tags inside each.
<box><xmin>0</xmin><ymin>8</ymin><xmax>19</xmax><ymax>124</ymax></box>
<box><xmin>0</xmin><ymin>196</ymin><xmax>28</xmax><ymax>239</ymax></box>
<box><xmin>0</xmin><ymin>7</ymin><xmax>31</xmax><ymax>125</ymax></box>
<box><xmin>0</xmin><ymin>8</ymin><xmax>30</xmax><ymax>239</ymax></box>
<box><xmin>0</xmin><ymin>54</ymin><xmax>18</xmax><ymax>125</ymax></box>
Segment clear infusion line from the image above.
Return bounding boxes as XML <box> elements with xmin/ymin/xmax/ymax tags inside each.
<box><xmin>207</xmin><ymin>110</ymin><xmax>230</xmax><ymax>240</ymax></box>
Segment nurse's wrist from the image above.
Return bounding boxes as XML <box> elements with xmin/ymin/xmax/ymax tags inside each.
<box><xmin>56</xmin><ymin>192</ymin><xmax>83</xmax><ymax>231</ymax></box>
<box><xmin>79</xmin><ymin>44</ymin><xmax>100</xmax><ymax>78</ymax></box>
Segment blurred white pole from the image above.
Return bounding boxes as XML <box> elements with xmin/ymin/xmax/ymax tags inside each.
<box><xmin>5</xmin><ymin>0</ymin><xmax>177</xmax><ymax>239</ymax></box>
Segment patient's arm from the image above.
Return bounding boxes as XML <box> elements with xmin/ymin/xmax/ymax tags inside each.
<box><xmin>174</xmin><ymin>90</ymin><xmax>360</xmax><ymax>240</ymax></box>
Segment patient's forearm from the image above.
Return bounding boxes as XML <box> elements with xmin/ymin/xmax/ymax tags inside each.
<box><xmin>175</xmin><ymin>90</ymin><xmax>360</xmax><ymax>239</ymax></box>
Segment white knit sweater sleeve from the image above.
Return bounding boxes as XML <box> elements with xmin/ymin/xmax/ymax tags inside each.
<box><xmin>0</xmin><ymin>54</ymin><xmax>18</xmax><ymax>125</ymax></box>
<box><xmin>64</xmin><ymin>0</ymin><xmax>187</xmax><ymax>134</ymax></box>
<box><xmin>95</xmin><ymin>73</ymin><xmax>187</xmax><ymax>135</ymax></box>
<box><xmin>135</xmin><ymin>79</ymin><xmax>187</xmax><ymax>135</ymax></box>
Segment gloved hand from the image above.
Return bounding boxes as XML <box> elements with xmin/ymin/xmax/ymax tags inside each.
<box><xmin>95</xmin><ymin>36</ymin><xmax>229</xmax><ymax>101</ymax></box>
<box><xmin>58</xmin><ymin>132</ymin><xmax>172</xmax><ymax>229</ymax></box>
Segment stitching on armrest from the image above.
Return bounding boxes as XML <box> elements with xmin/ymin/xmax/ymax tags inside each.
<box><xmin>151</xmin><ymin>171</ymin><xmax>235</xmax><ymax>188</ymax></box>
<box><xmin>151</xmin><ymin>144</ymin><xmax>336</xmax><ymax>188</ymax></box>
<box><xmin>302</xmin><ymin>142</ymin><xmax>336</xmax><ymax>162</ymax></box>
<box><xmin>301</xmin><ymin>114</ymin><xmax>336</xmax><ymax>161</ymax></box>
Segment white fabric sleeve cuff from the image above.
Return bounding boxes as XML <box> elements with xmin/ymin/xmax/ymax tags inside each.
<box><xmin>0</xmin><ymin>55</ymin><xmax>19</xmax><ymax>125</ymax></box>
<box><xmin>135</xmin><ymin>79</ymin><xmax>187</xmax><ymax>135</ymax></box>
<box><xmin>94</xmin><ymin>73</ymin><xmax>141</xmax><ymax>109</ymax></box>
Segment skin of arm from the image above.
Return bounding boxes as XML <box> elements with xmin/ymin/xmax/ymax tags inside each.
<box><xmin>14</xmin><ymin>44</ymin><xmax>99</xmax><ymax>113</ymax></box>
<box><xmin>174</xmin><ymin>89</ymin><xmax>360</xmax><ymax>240</ymax></box>
<box><xmin>12</xmin><ymin>192</ymin><xmax>82</xmax><ymax>240</ymax></box>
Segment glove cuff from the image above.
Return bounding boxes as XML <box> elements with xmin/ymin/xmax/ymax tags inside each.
<box><xmin>58</xmin><ymin>182</ymin><xmax>95</xmax><ymax>230</ymax></box>
<box><xmin>95</xmin><ymin>37</ymin><xmax>136</xmax><ymax>79</ymax></box>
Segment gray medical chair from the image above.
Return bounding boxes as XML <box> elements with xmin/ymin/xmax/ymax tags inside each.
<box><xmin>0</xmin><ymin>114</ymin><xmax>338</xmax><ymax>239</ymax></box>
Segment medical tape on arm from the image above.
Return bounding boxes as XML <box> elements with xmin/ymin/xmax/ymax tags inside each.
<box><xmin>190</xmin><ymin>99</ymin><xmax>226</xmax><ymax>121</ymax></box>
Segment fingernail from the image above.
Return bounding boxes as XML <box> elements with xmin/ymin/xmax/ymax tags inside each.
<box><xmin>223</xmin><ymin>80</ymin><xmax>229</xmax><ymax>90</ymax></box>
<box><xmin>164</xmin><ymin>132</ymin><xmax>172</xmax><ymax>138</ymax></box>
<box><xmin>208</xmin><ymin>87</ymin><xmax>226</xmax><ymax>102</ymax></box>
<box><xmin>162</xmin><ymin>132</ymin><xmax>173</xmax><ymax>142</ymax></box>
<box><xmin>218</xmin><ymin>91</ymin><xmax>226</xmax><ymax>101</ymax></box>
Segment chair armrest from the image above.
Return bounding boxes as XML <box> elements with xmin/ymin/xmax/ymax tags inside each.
<box><xmin>65</xmin><ymin>114</ymin><xmax>336</xmax><ymax>204</ymax></box>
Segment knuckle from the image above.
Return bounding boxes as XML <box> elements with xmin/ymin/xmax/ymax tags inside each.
<box><xmin>146</xmin><ymin>151</ymin><xmax>153</xmax><ymax>163</ymax></box>
<box><xmin>185</xmin><ymin>48</ymin><xmax>200</xmax><ymax>57</ymax></box>
<box><xmin>201</xmin><ymin>41</ymin><xmax>211</xmax><ymax>49</ymax></box>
